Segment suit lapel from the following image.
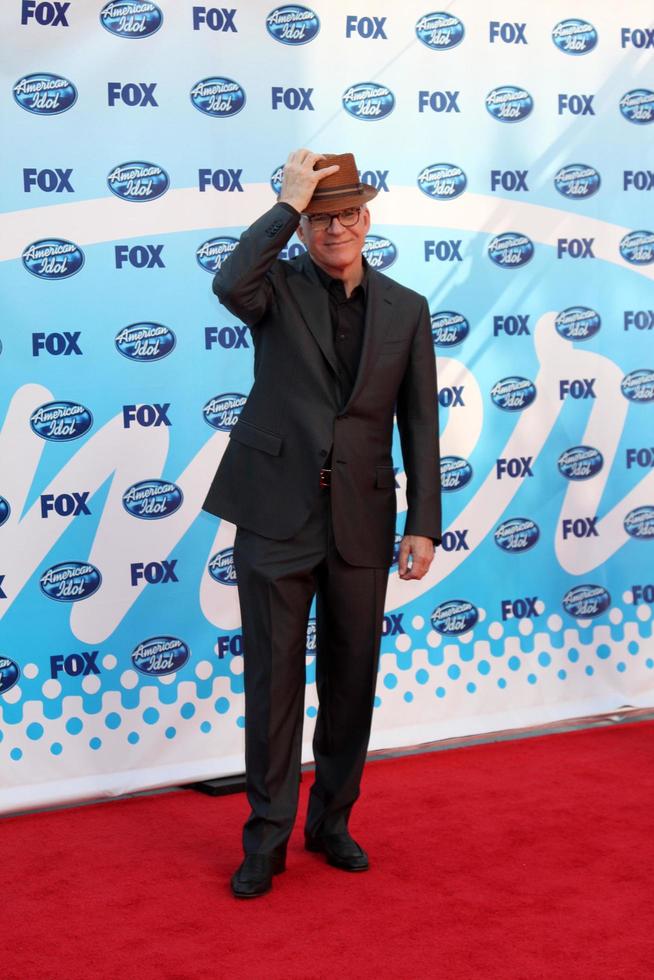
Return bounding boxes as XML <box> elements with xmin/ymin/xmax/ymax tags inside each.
<box><xmin>289</xmin><ymin>255</ymin><xmax>338</xmax><ymax>376</ymax></box>
<box><xmin>343</xmin><ymin>269</ymin><xmax>394</xmax><ymax>411</ymax></box>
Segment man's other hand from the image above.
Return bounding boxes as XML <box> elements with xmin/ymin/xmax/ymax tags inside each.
<box><xmin>278</xmin><ymin>149</ymin><xmax>340</xmax><ymax>213</ymax></box>
<box><xmin>398</xmin><ymin>535</ymin><xmax>434</xmax><ymax>581</ymax></box>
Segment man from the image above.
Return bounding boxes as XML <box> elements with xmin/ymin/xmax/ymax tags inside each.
<box><xmin>203</xmin><ymin>149</ymin><xmax>441</xmax><ymax>898</ymax></box>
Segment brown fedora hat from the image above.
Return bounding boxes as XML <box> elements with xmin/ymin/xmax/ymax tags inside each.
<box><xmin>302</xmin><ymin>152</ymin><xmax>378</xmax><ymax>214</ymax></box>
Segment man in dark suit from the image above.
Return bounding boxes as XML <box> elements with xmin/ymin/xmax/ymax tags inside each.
<box><xmin>203</xmin><ymin>149</ymin><xmax>441</xmax><ymax>897</ymax></box>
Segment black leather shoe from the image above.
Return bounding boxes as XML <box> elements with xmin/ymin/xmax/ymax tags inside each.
<box><xmin>304</xmin><ymin>832</ymin><xmax>369</xmax><ymax>871</ymax></box>
<box><xmin>230</xmin><ymin>851</ymin><xmax>286</xmax><ymax>899</ymax></box>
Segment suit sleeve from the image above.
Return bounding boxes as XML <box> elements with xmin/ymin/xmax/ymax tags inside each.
<box><xmin>396</xmin><ymin>298</ymin><xmax>442</xmax><ymax>545</ymax></box>
<box><xmin>212</xmin><ymin>202</ymin><xmax>301</xmax><ymax>326</ymax></box>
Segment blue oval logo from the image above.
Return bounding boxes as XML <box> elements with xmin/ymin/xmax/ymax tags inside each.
<box><xmin>203</xmin><ymin>392</ymin><xmax>247</xmax><ymax>431</ymax></box>
<box><xmin>107</xmin><ymin>161</ymin><xmax>169</xmax><ymax>202</ymax></box>
<box><xmin>562</xmin><ymin>585</ymin><xmax>611</xmax><ymax>619</ymax></box>
<box><xmin>0</xmin><ymin>657</ymin><xmax>20</xmax><ymax>695</ymax></box>
<box><xmin>440</xmin><ymin>455</ymin><xmax>473</xmax><ymax>492</ymax></box>
<box><xmin>266</xmin><ymin>5</ymin><xmax>320</xmax><ymax>44</ymax></box>
<box><xmin>190</xmin><ymin>77</ymin><xmax>246</xmax><ymax>117</ymax></box>
<box><xmin>552</xmin><ymin>19</ymin><xmax>598</xmax><ymax>55</ymax></box>
<box><xmin>494</xmin><ymin>517</ymin><xmax>540</xmax><ymax>553</ymax></box>
<box><xmin>100</xmin><ymin>1</ymin><xmax>163</xmax><ymax>38</ymax></box>
<box><xmin>431</xmin><ymin>599</ymin><xmax>478</xmax><ymax>636</ymax></box>
<box><xmin>13</xmin><ymin>72</ymin><xmax>77</xmax><ymax>115</ymax></box>
<box><xmin>30</xmin><ymin>401</ymin><xmax>93</xmax><ymax>442</ymax></box>
<box><xmin>620</xmin><ymin>230</ymin><xmax>654</xmax><ymax>266</ymax></box>
<box><xmin>490</xmin><ymin>377</ymin><xmax>537</xmax><ymax>411</ymax></box>
<box><xmin>131</xmin><ymin>636</ymin><xmax>190</xmax><ymax>676</ymax></box>
<box><xmin>619</xmin><ymin>89</ymin><xmax>654</xmax><ymax>125</ymax></box>
<box><xmin>558</xmin><ymin>446</ymin><xmax>604</xmax><ymax>481</ymax></box>
<box><xmin>306</xmin><ymin>617</ymin><xmax>316</xmax><ymax>655</ymax></box>
<box><xmin>624</xmin><ymin>506</ymin><xmax>654</xmax><ymax>540</ymax></box>
<box><xmin>415</xmin><ymin>12</ymin><xmax>464</xmax><ymax>50</ymax></box>
<box><xmin>431</xmin><ymin>311</ymin><xmax>469</xmax><ymax>349</ymax></box>
<box><xmin>342</xmin><ymin>82</ymin><xmax>395</xmax><ymax>121</ymax></box>
<box><xmin>555</xmin><ymin>306</ymin><xmax>601</xmax><ymax>342</ymax></box>
<box><xmin>0</xmin><ymin>496</ymin><xmax>10</xmax><ymax>528</ymax></box>
<box><xmin>196</xmin><ymin>236</ymin><xmax>239</xmax><ymax>274</ymax></box>
<box><xmin>22</xmin><ymin>239</ymin><xmax>84</xmax><ymax>280</ymax></box>
<box><xmin>208</xmin><ymin>547</ymin><xmax>237</xmax><ymax>585</ymax></box>
<box><xmin>417</xmin><ymin>163</ymin><xmax>466</xmax><ymax>200</ymax></box>
<box><xmin>270</xmin><ymin>163</ymin><xmax>284</xmax><ymax>195</ymax></box>
<box><xmin>115</xmin><ymin>322</ymin><xmax>176</xmax><ymax>362</ymax></box>
<box><xmin>554</xmin><ymin>164</ymin><xmax>601</xmax><ymax>200</ymax></box>
<box><xmin>621</xmin><ymin>369</ymin><xmax>654</xmax><ymax>403</ymax></box>
<box><xmin>362</xmin><ymin>235</ymin><xmax>397</xmax><ymax>270</ymax></box>
<box><xmin>122</xmin><ymin>480</ymin><xmax>183</xmax><ymax>520</ymax></box>
<box><xmin>488</xmin><ymin>232</ymin><xmax>534</xmax><ymax>268</ymax></box>
<box><xmin>40</xmin><ymin>561</ymin><xmax>102</xmax><ymax>602</ymax></box>
<box><xmin>485</xmin><ymin>86</ymin><xmax>533</xmax><ymax>122</ymax></box>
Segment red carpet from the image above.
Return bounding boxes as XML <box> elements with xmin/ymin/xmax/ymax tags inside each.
<box><xmin>2</xmin><ymin>721</ymin><xmax>654</xmax><ymax>980</ymax></box>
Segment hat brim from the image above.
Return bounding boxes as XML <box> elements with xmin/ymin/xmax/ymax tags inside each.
<box><xmin>302</xmin><ymin>182</ymin><xmax>378</xmax><ymax>215</ymax></box>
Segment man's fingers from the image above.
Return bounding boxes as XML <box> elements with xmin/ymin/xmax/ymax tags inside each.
<box><xmin>314</xmin><ymin>164</ymin><xmax>340</xmax><ymax>182</ymax></box>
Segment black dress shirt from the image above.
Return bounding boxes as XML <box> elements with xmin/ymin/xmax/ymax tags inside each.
<box><xmin>312</xmin><ymin>259</ymin><xmax>368</xmax><ymax>409</ymax></box>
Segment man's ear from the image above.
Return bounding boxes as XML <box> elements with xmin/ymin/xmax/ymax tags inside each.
<box><xmin>296</xmin><ymin>220</ymin><xmax>306</xmax><ymax>244</ymax></box>
<box><xmin>362</xmin><ymin>207</ymin><xmax>371</xmax><ymax>232</ymax></box>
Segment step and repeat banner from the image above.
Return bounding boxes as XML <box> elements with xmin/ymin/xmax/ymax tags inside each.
<box><xmin>1</xmin><ymin>1</ymin><xmax>653</xmax><ymax>813</ymax></box>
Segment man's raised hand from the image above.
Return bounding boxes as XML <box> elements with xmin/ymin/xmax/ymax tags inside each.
<box><xmin>277</xmin><ymin>149</ymin><xmax>340</xmax><ymax>213</ymax></box>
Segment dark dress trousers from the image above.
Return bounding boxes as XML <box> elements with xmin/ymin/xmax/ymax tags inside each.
<box><xmin>203</xmin><ymin>203</ymin><xmax>441</xmax><ymax>855</ymax></box>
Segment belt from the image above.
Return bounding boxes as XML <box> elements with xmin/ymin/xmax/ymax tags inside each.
<box><xmin>319</xmin><ymin>468</ymin><xmax>332</xmax><ymax>489</ymax></box>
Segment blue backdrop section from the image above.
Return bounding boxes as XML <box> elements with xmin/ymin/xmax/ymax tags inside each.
<box><xmin>1</xmin><ymin>1</ymin><xmax>653</xmax><ymax>813</ymax></box>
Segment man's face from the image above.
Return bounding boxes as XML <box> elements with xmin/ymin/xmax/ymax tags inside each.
<box><xmin>297</xmin><ymin>206</ymin><xmax>371</xmax><ymax>272</ymax></box>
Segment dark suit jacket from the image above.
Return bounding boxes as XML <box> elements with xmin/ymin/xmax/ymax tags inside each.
<box><xmin>202</xmin><ymin>203</ymin><xmax>441</xmax><ymax>567</ymax></box>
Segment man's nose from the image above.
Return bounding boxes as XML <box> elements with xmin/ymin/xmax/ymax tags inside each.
<box><xmin>326</xmin><ymin>215</ymin><xmax>346</xmax><ymax>233</ymax></box>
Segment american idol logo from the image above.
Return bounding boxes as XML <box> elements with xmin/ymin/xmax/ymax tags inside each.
<box><xmin>415</xmin><ymin>12</ymin><xmax>464</xmax><ymax>50</ymax></box>
<box><xmin>555</xmin><ymin>307</ymin><xmax>601</xmax><ymax>342</ymax></box>
<box><xmin>494</xmin><ymin>518</ymin><xmax>540</xmax><ymax>553</ymax></box>
<box><xmin>621</xmin><ymin>369</ymin><xmax>654</xmax><ymax>403</ymax></box>
<box><xmin>306</xmin><ymin>618</ymin><xmax>316</xmax><ymax>655</ymax></box>
<box><xmin>13</xmin><ymin>73</ymin><xmax>77</xmax><ymax>115</ymax></box>
<box><xmin>562</xmin><ymin>585</ymin><xmax>610</xmax><ymax>619</ymax></box>
<box><xmin>115</xmin><ymin>323</ymin><xmax>176</xmax><ymax>362</ymax></box>
<box><xmin>190</xmin><ymin>77</ymin><xmax>246</xmax><ymax>117</ymax></box>
<box><xmin>270</xmin><ymin>164</ymin><xmax>284</xmax><ymax>195</ymax></box>
<box><xmin>485</xmin><ymin>86</ymin><xmax>533</xmax><ymax>122</ymax></box>
<box><xmin>0</xmin><ymin>496</ymin><xmax>11</xmax><ymax>528</ymax></box>
<box><xmin>266</xmin><ymin>5</ymin><xmax>320</xmax><ymax>45</ymax></box>
<box><xmin>554</xmin><ymin>164</ymin><xmax>600</xmax><ymax>199</ymax></box>
<box><xmin>488</xmin><ymin>233</ymin><xmax>534</xmax><ymax>268</ymax></box>
<box><xmin>203</xmin><ymin>393</ymin><xmax>246</xmax><ymax>430</ymax></box>
<box><xmin>431</xmin><ymin>599</ymin><xmax>478</xmax><ymax>636</ymax></box>
<box><xmin>196</xmin><ymin>237</ymin><xmax>239</xmax><ymax>273</ymax></box>
<box><xmin>123</xmin><ymin>480</ymin><xmax>183</xmax><ymax>520</ymax></box>
<box><xmin>552</xmin><ymin>19</ymin><xmax>598</xmax><ymax>55</ymax></box>
<box><xmin>22</xmin><ymin>239</ymin><xmax>84</xmax><ymax>280</ymax></box>
<box><xmin>440</xmin><ymin>455</ymin><xmax>473</xmax><ymax>492</ymax></box>
<box><xmin>558</xmin><ymin>446</ymin><xmax>604</xmax><ymax>481</ymax></box>
<box><xmin>342</xmin><ymin>83</ymin><xmax>395</xmax><ymax>121</ymax></box>
<box><xmin>107</xmin><ymin>162</ymin><xmax>169</xmax><ymax>202</ymax></box>
<box><xmin>30</xmin><ymin>401</ymin><xmax>93</xmax><ymax>442</ymax></box>
<box><xmin>624</xmin><ymin>506</ymin><xmax>654</xmax><ymax>540</ymax></box>
<box><xmin>417</xmin><ymin>163</ymin><xmax>466</xmax><ymax>200</ymax></box>
<box><xmin>0</xmin><ymin>657</ymin><xmax>20</xmax><ymax>696</ymax></box>
<box><xmin>363</xmin><ymin>236</ymin><xmax>397</xmax><ymax>270</ymax></box>
<box><xmin>619</xmin><ymin>90</ymin><xmax>654</xmax><ymax>125</ymax></box>
<box><xmin>490</xmin><ymin>377</ymin><xmax>537</xmax><ymax>411</ymax></box>
<box><xmin>208</xmin><ymin>548</ymin><xmax>237</xmax><ymax>585</ymax></box>
<box><xmin>40</xmin><ymin>561</ymin><xmax>102</xmax><ymax>602</ymax></box>
<box><xmin>100</xmin><ymin>2</ymin><xmax>163</xmax><ymax>38</ymax></box>
<box><xmin>391</xmin><ymin>533</ymin><xmax>403</xmax><ymax>569</ymax></box>
<box><xmin>431</xmin><ymin>311</ymin><xmax>469</xmax><ymax>348</ymax></box>
<box><xmin>131</xmin><ymin>636</ymin><xmax>190</xmax><ymax>676</ymax></box>
<box><xmin>620</xmin><ymin>231</ymin><xmax>654</xmax><ymax>266</ymax></box>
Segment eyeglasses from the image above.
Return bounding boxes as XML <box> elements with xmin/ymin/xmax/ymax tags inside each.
<box><xmin>303</xmin><ymin>207</ymin><xmax>362</xmax><ymax>231</ymax></box>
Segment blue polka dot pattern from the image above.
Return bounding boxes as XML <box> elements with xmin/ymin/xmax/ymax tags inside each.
<box><xmin>143</xmin><ymin>708</ymin><xmax>159</xmax><ymax>725</ymax></box>
<box><xmin>165</xmin><ymin>726</ymin><xmax>176</xmax><ymax>739</ymax></box>
<box><xmin>26</xmin><ymin>723</ymin><xmax>44</xmax><ymax>741</ymax></box>
<box><xmin>89</xmin><ymin>737</ymin><xmax>102</xmax><ymax>750</ymax></box>
<box><xmin>128</xmin><ymin>732</ymin><xmax>140</xmax><ymax>744</ymax></box>
<box><xmin>214</xmin><ymin>697</ymin><xmax>230</xmax><ymax>714</ymax></box>
<box><xmin>105</xmin><ymin>712</ymin><xmax>121</xmax><ymax>730</ymax></box>
<box><xmin>383</xmin><ymin>673</ymin><xmax>398</xmax><ymax>689</ymax></box>
<box><xmin>50</xmin><ymin>742</ymin><xmax>62</xmax><ymax>755</ymax></box>
<box><xmin>180</xmin><ymin>702</ymin><xmax>195</xmax><ymax>719</ymax></box>
<box><xmin>66</xmin><ymin>717</ymin><xmax>83</xmax><ymax>735</ymax></box>
<box><xmin>307</xmin><ymin>705</ymin><xmax>317</xmax><ymax>718</ymax></box>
